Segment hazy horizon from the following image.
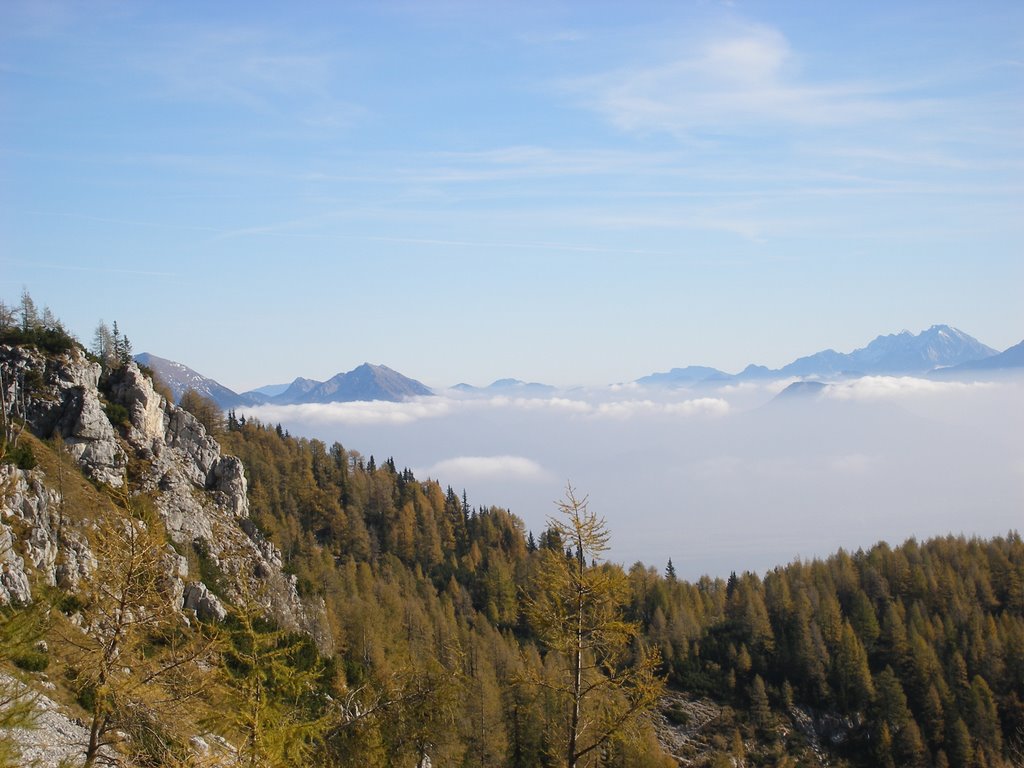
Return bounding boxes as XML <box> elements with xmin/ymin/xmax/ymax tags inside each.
<box><xmin>236</xmin><ymin>373</ymin><xmax>1024</xmax><ymax>581</ymax></box>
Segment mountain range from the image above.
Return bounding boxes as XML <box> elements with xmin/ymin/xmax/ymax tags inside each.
<box><xmin>452</xmin><ymin>378</ymin><xmax>558</xmax><ymax>396</ymax></box>
<box><xmin>136</xmin><ymin>355</ymin><xmax>432</xmax><ymax>410</ymax></box>
<box><xmin>638</xmin><ymin>324</ymin><xmax>1006</xmax><ymax>387</ymax></box>
<box><xmin>138</xmin><ymin>324</ymin><xmax>1022</xmax><ymax>410</ymax></box>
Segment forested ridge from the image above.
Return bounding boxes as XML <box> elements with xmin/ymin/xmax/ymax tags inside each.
<box><xmin>1</xmin><ymin>298</ymin><xmax>1022</xmax><ymax>766</ymax></box>
<box><xmin>217</xmin><ymin>410</ymin><xmax>1024</xmax><ymax>767</ymax></box>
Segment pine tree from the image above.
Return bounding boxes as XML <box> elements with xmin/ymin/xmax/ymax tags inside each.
<box><xmin>832</xmin><ymin>620</ymin><xmax>874</xmax><ymax>712</ymax></box>
<box><xmin>180</xmin><ymin>389</ymin><xmax>224</xmax><ymax>434</ymax></box>
<box><xmin>968</xmin><ymin>675</ymin><xmax>1001</xmax><ymax>756</ymax></box>
<box><xmin>875</xmin><ymin>722</ymin><xmax>897</xmax><ymax>768</ymax></box>
<box><xmin>0</xmin><ymin>299</ymin><xmax>15</xmax><ymax>330</ymax></box>
<box><xmin>894</xmin><ymin>717</ymin><xmax>928</xmax><ymax>768</ymax></box>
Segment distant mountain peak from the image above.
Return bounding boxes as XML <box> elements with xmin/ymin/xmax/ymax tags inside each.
<box><xmin>136</xmin><ymin>355</ymin><xmax>432</xmax><ymax>408</ymax></box>
<box><xmin>779</xmin><ymin>325</ymin><xmax>996</xmax><ymax>378</ymax></box>
<box><xmin>635</xmin><ymin>365</ymin><xmax>728</xmax><ymax>387</ymax></box>
<box><xmin>774</xmin><ymin>381</ymin><xmax>827</xmax><ymax>400</ymax></box>
<box><xmin>135</xmin><ymin>352</ymin><xmax>256</xmax><ymax>409</ymax></box>
<box><xmin>273</xmin><ymin>363</ymin><xmax>432</xmax><ymax>404</ymax></box>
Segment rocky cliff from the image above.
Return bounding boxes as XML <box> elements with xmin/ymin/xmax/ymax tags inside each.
<box><xmin>0</xmin><ymin>343</ymin><xmax>321</xmax><ymax>640</ymax></box>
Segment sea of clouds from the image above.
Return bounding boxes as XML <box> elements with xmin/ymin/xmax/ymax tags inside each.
<box><xmin>239</xmin><ymin>375</ymin><xmax>1024</xmax><ymax>580</ymax></box>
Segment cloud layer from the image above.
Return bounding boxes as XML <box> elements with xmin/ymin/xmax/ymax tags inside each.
<box><xmin>240</xmin><ymin>375</ymin><xmax>1024</xmax><ymax>581</ymax></box>
<box><xmin>822</xmin><ymin>376</ymin><xmax>999</xmax><ymax>401</ymax></box>
<box><xmin>422</xmin><ymin>455</ymin><xmax>551</xmax><ymax>482</ymax></box>
<box><xmin>241</xmin><ymin>392</ymin><xmax>730</xmax><ymax>427</ymax></box>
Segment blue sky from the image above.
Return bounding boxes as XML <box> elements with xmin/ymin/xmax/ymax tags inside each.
<box><xmin>2</xmin><ymin>0</ymin><xmax>1022</xmax><ymax>391</ymax></box>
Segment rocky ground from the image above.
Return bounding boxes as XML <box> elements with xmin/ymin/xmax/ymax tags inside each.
<box><xmin>653</xmin><ymin>691</ymin><xmax>730</xmax><ymax>765</ymax></box>
<box><xmin>0</xmin><ymin>672</ymin><xmax>103</xmax><ymax>767</ymax></box>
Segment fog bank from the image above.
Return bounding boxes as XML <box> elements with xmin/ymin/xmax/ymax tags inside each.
<box><xmin>240</xmin><ymin>377</ymin><xmax>1024</xmax><ymax>580</ymax></box>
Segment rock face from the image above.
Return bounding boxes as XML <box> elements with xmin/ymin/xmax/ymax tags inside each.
<box><xmin>0</xmin><ymin>464</ymin><xmax>95</xmax><ymax>600</ymax></box>
<box><xmin>0</xmin><ymin>346</ymin><xmax>319</xmax><ymax>644</ymax></box>
<box><xmin>183</xmin><ymin>581</ymin><xmax>228</xmax><ymax>622</ymax></box>
<box><xmin>0</xmin><ymin>521</ymin><xmax>32</xmax><ymax>605</ymax></box>
<box><xmin>106</xmin><ymin>362</ymin><xmax>313</xmax><ymax>636</ymax></box>
<box><xmin>1</xmin><ymin>345</ymin><xmax>126</xmax><ymax>486</ymax></box>
<box><xmin>0</xmin><ymin>343</ymin><xmax>330</xmax><ymax>768</ymax></box>
<box><xmin>653</xmin><ymin>692</ymin><xmax>729</xmax><ymax>764</ymax></box>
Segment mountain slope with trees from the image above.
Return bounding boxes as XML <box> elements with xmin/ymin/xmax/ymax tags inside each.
<box><xmin>1</xmin><ymin>296</ymin><xmax>1022</xmax><ymax>767</ymax></box>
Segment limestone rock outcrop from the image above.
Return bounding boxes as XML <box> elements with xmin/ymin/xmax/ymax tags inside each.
<box><xmin>183</xmin><ymin>581</ymin><xmax>227</xmax><ymax>622</ymax></box>
<box><xmin>1</xmin><ymin>345</ymin><xmax>126</xmax><ymax>486</ymax></box>
<box><xmin>1</xmin><ymin>346</ymin><xmax>317</xmax><ymax>642</ymax></box>
<box><xmin>0</xmin><ymin>464</ymin><xmax>95</xmax><ymax>599</ymax></box>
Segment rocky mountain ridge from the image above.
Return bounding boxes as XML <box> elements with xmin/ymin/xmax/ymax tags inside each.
<box><xmin>0</xmin><ymin>343</ymin><xmax>319</xmax><ymax>637</ymax></box>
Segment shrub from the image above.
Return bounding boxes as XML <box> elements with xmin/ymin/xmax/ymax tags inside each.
<box><xmin>12</xmin><ymin>649</ymin><xmax>49</xmax><ymax>672</ymax></box>
<box><xmin>104</xmin><ymin>401</ymin><xmax>130</xmax><ymax>429</ymax></box>
<box><xmin>1</xmin><ymin>440</ymin><xmax>36</xmax><ymax>470</ymax></box>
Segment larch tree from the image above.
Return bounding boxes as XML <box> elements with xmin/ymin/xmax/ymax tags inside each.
<box><xmin>524</xmin><ymin>485</ymin><xmax>664</xmax><ymax>768</ymax></box>
<box><xmin>180</xmin><ymin>389</ymin><xmax>225</xmax><ymax>435</ymax></box>
<box><xmin>60</xmin><ymin>493</ymin><xmax>216</xmax><ymax>767</ymax></box>
<box><xmin>18</xmin><ymin>289</ymin><xmax>38</xmax><ymax>332</ymax></box>
<box><xmin>216</xmin><ymin>590</ymin><xmax>332</xmax><ymax>768</ymax></box>
<box><xmin>91</xmin><ymin>321</ymin><xmax>115</xmax><ymax>368</ymax></box>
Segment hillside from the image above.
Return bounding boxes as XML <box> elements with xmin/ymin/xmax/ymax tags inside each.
<box><xmin>2</xmin><ymin>307</ymin><xmax>1023</xmax><ymax>767</ymax></box>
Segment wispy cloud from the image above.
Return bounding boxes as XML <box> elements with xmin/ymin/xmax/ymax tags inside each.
<box><xmin>567</xmin><ymin>23</ymin><xmax>927</xmax><ymax>138</ymax></box>
<box><xmin>1</xmin><ymin>258</ymin><xmax>176</xmax><ymax>278</ymax></box>
<box><xmin>132</xmin><ymin>24</ymin><xmax>364</xmax><ymax>130</ymax></box>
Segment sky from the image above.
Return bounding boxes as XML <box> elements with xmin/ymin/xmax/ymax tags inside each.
<box><xmin>1</xmin><ymin>1</ymin><xmax>1022</xmax><ymax>578</ymax></box>
<box><xmin>2</xmin><ymin>0</ymin><xmax>1022</xmax><ymax>392</ymax></box>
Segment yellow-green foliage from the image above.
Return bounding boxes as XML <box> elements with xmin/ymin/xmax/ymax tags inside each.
<box><xmin>7</xmin><ymin>361</ymin><xmax>1022</xmax><ymax>767</ymax></box>
<box><xmin>59</xmin><ymin>494</ymin><xmax>219</xmax><ymax>767</ymax></box>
